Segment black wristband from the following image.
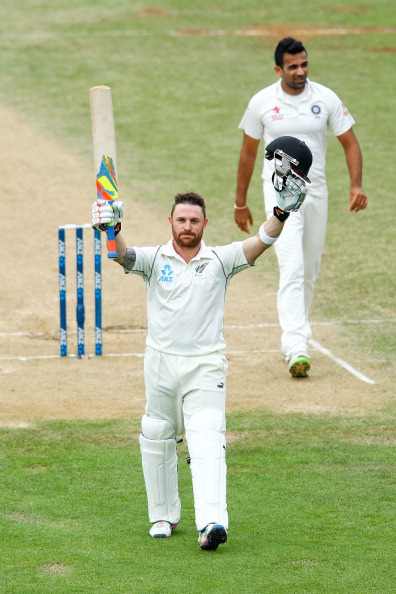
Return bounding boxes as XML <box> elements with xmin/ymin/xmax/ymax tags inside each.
<box><xmin>98</xmin><ymin>221</ymin><xmax>122</xmax><ymax>235</ymax></box>
<box><xmin>273</xmin><ymin>206</ymin><xmax>290</xmax><ymax>222</ymax></box>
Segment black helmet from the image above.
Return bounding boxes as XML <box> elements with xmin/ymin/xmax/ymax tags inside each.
<box><xmin>265</xmin><ymin>136</ymin><xmax>312</xmax><ymax>182</ymax></box>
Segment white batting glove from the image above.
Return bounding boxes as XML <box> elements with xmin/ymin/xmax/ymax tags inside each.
<box><xmin>91</xmin><ymin>199</ymin><xmax>124</xmax><ymax>231</ymax></box>
<box><xmin>274</xmin><ymin>174</ymin><xmax>308</xmax><ymax>212</ymax></box>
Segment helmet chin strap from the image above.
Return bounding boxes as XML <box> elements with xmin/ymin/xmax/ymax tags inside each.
<box><xmin>271</xmin><ymin>169</ymin><xmax>308</xmax><ymax>212</ymax></box>
<box><xmin>273</xmin><ymin>149</ymin><xmax>303</xmax><ymax>191</ymax></box>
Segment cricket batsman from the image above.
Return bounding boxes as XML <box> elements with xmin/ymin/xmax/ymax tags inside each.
<box><xmin>91</xmin><ymin>136</ymin><xmax>312</xmax><ymax>551</ymax></box>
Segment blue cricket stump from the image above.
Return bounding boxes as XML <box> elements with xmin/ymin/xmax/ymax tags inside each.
<box><xmin>94</xmin><ymin>229</ymin><xmax>103</xmax><ymax>356</ymax></box>
<box><xmin>58</xmin><ymin>224</ymin><xmax>102</xmax><ymax>358</ymax></box>
<box><xmin>58</xmin><ymin>227</ymin><xmax>67</xmax><ymax>357</ymax></box>
<box><xmin>76</xmin><ymin>226</ymin><xmax>85</xmax><ymax>357</ymax></box>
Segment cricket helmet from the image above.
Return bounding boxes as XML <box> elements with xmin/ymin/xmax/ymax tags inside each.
<box><xmin>265</xmin><ymin>136</ymin><xmax>312</xmax><ymax>183</ymax></box>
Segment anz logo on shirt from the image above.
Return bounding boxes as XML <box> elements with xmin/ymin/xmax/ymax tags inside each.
<box><xmin>158</xmin><ymin>264</ymin><xmax>174</xmax><ymax>282</ymax></box>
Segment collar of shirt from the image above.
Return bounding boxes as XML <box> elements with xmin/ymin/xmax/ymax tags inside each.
<box><xmin>162</xmin><ymin>239</ymin><xmax>215</xmax><ymax>262</ymax></box>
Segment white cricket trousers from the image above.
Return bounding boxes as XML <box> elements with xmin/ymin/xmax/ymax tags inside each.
<box><xmin>141</xmin><ymin>347</ymin><xmax>229</xmax><ymax>531</ymax></box>
<box><xmin>264</xmin><ymin>181</ymin><xmax>328</xmax><ymax>358</ymax></box>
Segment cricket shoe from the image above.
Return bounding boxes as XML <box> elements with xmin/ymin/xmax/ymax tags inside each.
<box><xmin>289</xmin><ymin>353</ymin><xmax>310</xmax><ymax>378</ymax></box>
<box><xmin>198</xmin><ymin>523</ymin><xmax>228</xmax><ymax>551</ymax></box>
<box><xmin>149</xmin><ymin>521</ymin><xmax>178</xmax><ymax>538</ymax></box>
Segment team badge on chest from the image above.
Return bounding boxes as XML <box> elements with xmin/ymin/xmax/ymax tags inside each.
<box><xmin>195</xmin><ymin>262</ymin><xmax>209</xmax><ymax>278</ymax></box>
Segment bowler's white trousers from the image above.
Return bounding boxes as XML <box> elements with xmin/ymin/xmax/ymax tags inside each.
<box><xmin>264</xmin><ymin>181</ymin><xmax>328</xmax><ymax>359</ymax></box>
<box><xmin>141</xmin><ymin>346</ymin><xmax>229</xmax><ymax>531</ymax></box>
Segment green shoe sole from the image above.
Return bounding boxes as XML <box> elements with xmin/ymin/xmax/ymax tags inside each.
<box><xmin>289</xmin><ymin>356</ymin><xmax>310</xmax><ymax>378</ymax></box>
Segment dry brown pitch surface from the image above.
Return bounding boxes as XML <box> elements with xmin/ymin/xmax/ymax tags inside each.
<box><xmin>0</xmin><ymin>103</ymin><xmax>392</xmax><ymax>426</ymax></box>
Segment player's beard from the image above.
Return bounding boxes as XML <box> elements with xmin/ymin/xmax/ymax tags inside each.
<box><xmin>172</xmin><ymin>226</ymin><xmax>204</xmax><ymax>249</ymax></box>
<box><xmin>284</xmin><ymin>76</ymin><xmax>306</xmax><ymax>91</ymax></box>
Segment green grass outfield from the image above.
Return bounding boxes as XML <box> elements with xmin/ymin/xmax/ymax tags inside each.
<box><xmin>1</xmin><ymin>415</ymin><xmax>395</xmax><ymax>593</ymax></box>
<box><xmin>1</xmin><ymin>1</ymin><xmax>395</xmax><ymax>592</ymax></box>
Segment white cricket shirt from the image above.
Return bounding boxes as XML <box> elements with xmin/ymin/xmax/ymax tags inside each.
<box><xmin>239</xmin><ymin>79</ymin><xmax>356</xmax><ymax>193</ymax></box>
<box><xmin>127</xmin><ymin>239</ymin><xmax>250</xmax><ymax>355</ymax></box>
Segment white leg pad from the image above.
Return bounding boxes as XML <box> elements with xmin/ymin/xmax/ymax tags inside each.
<box><xmin>139</xmin><ymin>434</ymin><xmax>181</xmax><ymax>525</ymax></box>
<box><xmin>186</xmin><ymin>409</ymin><xmax>228</xmax><ymax>531</ymax></box>
<box><xmin>139</xmin><ymin>435</ymin><xmax>181</xmax><ymax>524</ymax></box>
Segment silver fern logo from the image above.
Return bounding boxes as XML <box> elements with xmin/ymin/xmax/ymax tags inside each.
<box><xmin>195</xmin><ymin>263</ymin><xmax>209</xmax><ymax>276</ymax></box>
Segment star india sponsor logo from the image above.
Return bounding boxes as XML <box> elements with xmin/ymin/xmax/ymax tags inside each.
<box><xmin>271</xmin><ymin>105</ymin><xmax>283</xmax><ymax>121</ymax></box>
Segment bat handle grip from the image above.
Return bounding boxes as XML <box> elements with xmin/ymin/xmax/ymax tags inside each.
<box><xmin>105</xmin><ymin>203</ymin><xmax>118</xmax><ymax>258</ymax></box>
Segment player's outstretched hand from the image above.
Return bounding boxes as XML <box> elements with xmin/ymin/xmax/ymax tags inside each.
<box><xmin>234</xmin><ymin>205</ymin><xmax>254</xmax><ymax>234</ymax></box>
<box><xmin>274</xmin><ymin>174</ymin><xmax>307</xmax><ymax>212</ymax></box>
<box><xmin>91</xmin><ymin>199</ymin><xmax>124</xmax><ymax>231</ymax></box>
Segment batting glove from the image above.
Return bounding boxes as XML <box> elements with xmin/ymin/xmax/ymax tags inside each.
<box><xmin>273</xmin><ymin>173</ymin><xmax>308</xmax><ymax>213</ymax></box>
<box><xmin>91</xmin><ymin>199</ymin><xmax>124</xmax><ymax>232</ymax></box>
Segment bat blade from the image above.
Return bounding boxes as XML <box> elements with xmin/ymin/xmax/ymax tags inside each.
<box><xmin>89</xmin><ymin>85</ymin><xmax>119</xmax><ymax>258</ymax></box>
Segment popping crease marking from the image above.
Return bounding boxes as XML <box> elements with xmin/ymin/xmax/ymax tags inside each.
<box><xmin>2</xmin><ymin>318</ymin><xmax>394</xmax><ymax>338</ymax></box>
<box><xmin>2</xmin><ymin>319</ymin><xmax>392</xmax><ymax>383</ymax></box>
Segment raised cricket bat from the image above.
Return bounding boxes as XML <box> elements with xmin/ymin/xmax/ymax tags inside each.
<box><xmin>89</xmin><ymin>85</ymin><xmax>119</xmax><ymax>258</ymax></box>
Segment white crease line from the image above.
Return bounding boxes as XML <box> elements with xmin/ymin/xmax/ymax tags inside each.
<box><xmin>0</xmin><ymin>353</ymin><xmax>145</xmax><ymax>361</ymax></box>
<box><xmin>1</xmin><ymin>318</ymin><xmax>394</xmax><ymax>338</ymax></box>
<box><xmin>312</xmin><ymin>318</ymin><xmax>395</xmax><ymax>326</ymax></box>
<box><xmin>0</xmin><ymin>320</ymin><xmax>385</xmax><ymax>384</ymax></box>
<box><xmin>0</xmin><ymin>354</ymin><xmax>59</xmax><ymax>361</ymax></box>
<box><xmin>0</xmin><ymin>332</ymin><xmax>28</xmax><ymax>336</ymax></box>
<box><xmin>106</xmin><ymin>329</ymin><xmax>145</xmax><ymax>334</ymax></box>
<box><xmin>0</xmin><ymin>344</ymin><xmax>378</xmax><ymax>385</ymax></box>
<box><xmin>0</xmin><ymin>349</ymin><xmax>279</xmax><ymax>361</ymax></box>
<box><xmin>226</xmin><ymin>349</ymin><xmax>279</xmax><ymax>354</ymax></box>
<box><xmin>309</xmin><ymin>339</ymin><xmax>376</xmax><ymax>385</ymax></box>
<box><xmin>226</xmin><ymin>323</ymin><xmax>278</xmax><ymax>328</ymax></box>
<box><xmin>225</xmin><ymin>319</ymin><xmax>396</xmax><ymax>329</ymax></box>
<box><xmin>102</xmin><ymin>352</ymin><xmax>145</xmax><ymax>358</ymax></box>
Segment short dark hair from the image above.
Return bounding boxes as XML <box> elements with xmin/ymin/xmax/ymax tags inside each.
<box><xmin>274</xmin><ymin>37</ymin><xmax>307</xmax><ymax>67</ymax></box>
<box><xmin>171</xmin><ymin>192</ymin><xmax>206</xmax><ymax>219</ymax></box>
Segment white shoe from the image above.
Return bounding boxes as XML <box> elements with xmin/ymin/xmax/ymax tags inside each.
<box><xmin>149</xmin><ymin>521</ymin><xmax>177</xmax><ymax>538</ymax></box>
<box><xmin>198</xmin><ymin>523</ymin><xmax>227</xmax><ymax>550</ymax></box>
<box><xmin>288</xmin><ymin>353</ymin><xmax>310</xmax><ymax>378</ymax></box>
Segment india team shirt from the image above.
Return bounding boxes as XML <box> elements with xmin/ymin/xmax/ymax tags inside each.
<box><xmin>127</xmin><ymin>239</ymin><xmax>250</xmax><ymax>356</ymax></box>
<box><xmin>239</xmin><ymin>79</ymin><xmax>356</xmax><ymax>193</ymax></box>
